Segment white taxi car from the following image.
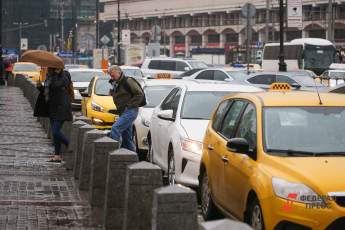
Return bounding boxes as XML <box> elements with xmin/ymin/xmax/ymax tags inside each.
<box><xmin>148</xmin><ymin>80</ymin><xmax>262</xmax><ymax>187</ymax></box>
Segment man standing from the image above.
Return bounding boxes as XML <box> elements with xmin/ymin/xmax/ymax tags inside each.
<box><xmin>108</xmin><ymin>65</ymin><xmax>145</xmax><ymax>152</ymax></box>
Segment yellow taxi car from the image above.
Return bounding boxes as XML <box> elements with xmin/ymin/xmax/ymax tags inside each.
<box><xmin>200</xmin><ymin>83</ymin><xmax>345</xmax><ymax>230</ymax></box>
<box><xmin>12</xmin><ymin>62</ymin><xmax>41</xmax><ymax>81</ymax></box>
<box><xmin>81</xmin><ymin>76</ymin><xmax>117</xmax><ymax>129</ymax></box>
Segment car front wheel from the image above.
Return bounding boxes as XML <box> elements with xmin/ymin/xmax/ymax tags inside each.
<box><xmin>167</xmin><ymin>147</ymin><xmax>176</xmax><ymax>185</ymax></box>
<box><xmin>248</xmin><ymin>197</ymin><xmax>265</xmax><ymax>230</ymax></box>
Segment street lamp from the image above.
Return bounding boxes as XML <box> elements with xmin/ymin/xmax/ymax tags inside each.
<box><xmin>278</xmin><ymin>0</ymin><xmax>287</xmax><ymax>72</ymax></box>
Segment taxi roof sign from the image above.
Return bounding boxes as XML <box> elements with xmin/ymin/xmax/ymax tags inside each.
<box><xmin>269</xmin><ymin>83</ymin><xmax>292</xmax><ymax>92</ymax></box>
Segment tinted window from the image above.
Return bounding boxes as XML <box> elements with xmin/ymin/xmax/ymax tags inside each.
<box><xmin>219</xmin><ymin>101</ymin><xmax>246</xmax><ymax>139</ymax></box>
<box><xmin>212</xmin><ymin>100</ymin><xmax>231</xmax><ymax>131</ymax></box>
<box><xmin>161</xmin><ymin>88</ymin><xmax>178</xmax><ymax>110</ymax></box>
<box><xmin>181</xmin><ymin>91</ymin><xmax>229</xmax><ymax>120</ymax></box>
<box><xmin>187</xmin><ymin>61</ymin><xmax>209</xmax><ymax>69</ymax></box>
<box><xmin>236</xmin><ymin>104</ymin><xmax>257</xmax><ymax>150</ymax></box>
<box><xmin>214</xmin><ymin>70</ymin><xmax>228</xmax><ymax>81</ymax></box>
<box><xmin>248</xmin><ymin>75</ymin><xmax>275</xmax><ymax>85</ymax></box>
<box><xmin>276</xmin><ymin>75</ymin><xmax>297</xmax><ymax>85</ymax></box>
<box><xmin>195</xmin><ymin>70</ymin><xmax>214</xmax><ymax>80</ymax></box>
<box><xmin>176</xmin><ymin>61</ymin><xmax>188</xmax><ymax>71</ymax></box>
<box><xmin>160</xmin><ymin>61</ymin><xmax>176</xmax><ymax>71</ymax></box>
<box><xmin>148</xmin><ymin>60</ymin><xmax>160</xmax><ymax>69</ymax></box>
<box><xmin>144</xmin><ymin>85</ymin><xmax>176</xmax><ymax>108</ymax></box>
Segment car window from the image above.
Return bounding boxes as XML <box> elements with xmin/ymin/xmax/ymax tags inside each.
<box><xmin>161</xmin><ymin>88</ymin><xmax>178</xmax><ymax>110</ymax></box>
<box><xmin>276</xmin><ymin>75</ymin><xmax>297</xmax><ymax>85</ymax></box>
<box><xmin>176</xmin><ymin>61</ymin><xmax>188</xmax><ymax>72</ymax></box>
<box><xmin>235</xmin><ymin>104</ymin><xmax>257</xmax><ymax>150</ymax></box>
<box><xmin>171</xmin><ymin>89</ymin><xmax>182</xmax><ymax>118</ymax></box>
<box><xmin>248</xmin><ymin>74</ymin><xmax>275</xmax><ymax>85</ymax></box>
<box><xmin>95</xmin><ymin>79</ymin><xmax>112</xmax><ymax>96</ymax></box>
<box><xmin>212</xmin><ymin>100</ymin><xmax>232</xmax><ymax>131</ymax></box>
<box><xmin>195</xmin><ymin>70</ymin><xmax>214</xmax><ymax>80</ymax></box>
<box><xmin>219</xmin><ymin>101</ymin><xmax>246</xmax><ymax>139</ymax></box>
<box><xmin>148</xmin><ymin>60</ymin><xmax>160</xmax><ymax>70</ymax></box>
<box><xmin>160</xmin><ymin>61</ymin><xmax>176</xmax><ymax>71</ymax></box>
<box><xmin>214</xmin><ymin>70</ymin><xmax>228</xmax><ymax>81</ymax></box>
<box><xmin>88</xmin><ymin>77</ymin><xmax>95</xmax><ymax>95</ymax></box>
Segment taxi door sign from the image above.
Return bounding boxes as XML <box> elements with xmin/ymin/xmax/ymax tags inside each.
<box><xmin>156</xmin><ymin>73</ymin><xmax>172</xmax><ymax>79</ymax></box>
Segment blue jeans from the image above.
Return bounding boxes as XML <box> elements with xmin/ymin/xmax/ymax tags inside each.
<box><xmin>50</xmin><ymin>119</ymin><xmax>69</xmax><ymax>155</ymax></box>
<box><xmin>110</xmin><ymin>108</ymin><xmax>138</xmax><ymax>152</ymax></box>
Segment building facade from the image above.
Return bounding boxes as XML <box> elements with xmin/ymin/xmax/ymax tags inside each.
<box><xmin>100</xmin><ymin>0</ymin><xmax>345</xmax><ymax>62</ymax></box>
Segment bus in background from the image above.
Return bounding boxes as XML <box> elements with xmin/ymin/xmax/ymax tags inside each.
<box><xmin>262</xmin><ymin>38</ymin><xmax>336</xmax><ymax>75</ymax></box>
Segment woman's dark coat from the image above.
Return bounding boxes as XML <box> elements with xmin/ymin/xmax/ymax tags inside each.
<box><xmin>35</xmin><ymin>70</ymin><xmax>73</xmax><ymax>121</ymax></box>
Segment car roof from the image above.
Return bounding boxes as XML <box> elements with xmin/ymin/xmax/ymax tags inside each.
<box><xmin>182</xmin><ymin>80</ymin><xmax>262</xmax><ymax>92</ymax></box>
<box><xmin>14</xmin><ymin>62</ymin><xmax>37</xmax><ymax>65</ymax></box>
<box><xmin>143</xmin><ymin>79</ymin><xmax>190</xmax><ymax>86</ymax></box>
<box><xmin>226</xmin><ymin>91</ymin><xmax>345</xmax><ymax>107</ymax></box>
<box><xmin>120</xmin><ymin>65</ymin><xmax>140</xmax><ymax>70</ymax></box>
<box><xmin>328</xmin><ymin>69</ymin><xmax>345</xmax><ymax>72</ymax></box>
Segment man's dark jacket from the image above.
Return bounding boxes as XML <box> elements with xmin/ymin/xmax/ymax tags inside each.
<box><xmin>110</xmin><ymin>74</ymin><xmax>144</xmax><ymax>115</ymax></box>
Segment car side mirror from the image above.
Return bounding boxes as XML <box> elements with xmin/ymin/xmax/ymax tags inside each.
<box><xmin>184</xmin><ymin>67</ymin><xmax>191</xmax><ymax>71</ymax></box>
<box><xmin>227</xmin><ymin>138</ymin><xmax>249</xmax><ymax>154</ymax></box>
<box><xmin>80</xmin><ymin>90</ymin><xmax>90</xmax><ymax>97</ymax></box>
<box><xmin>157</xmin><ymin>110</ymin><xmax>174</xmax><ymax>121</ymax></box>
<box><xmin>290</xmin><ymin>83</ymin><xmax>301</xmax><ymax>89</ymax></box>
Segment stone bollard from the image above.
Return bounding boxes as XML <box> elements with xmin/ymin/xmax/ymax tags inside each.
<box><xmin>64</xmin><ymin>120</ymin><xmax>87</xmax><ymax>170</ymax></box>
<box><xmin>73</xmin><ymin>124</ymin><xmax>94</xmax><ymax>179</ymax></box>
<box><xmin>199</xmin><ymin>219</ymin><xmax>253</xmax><ymax>230</ymax></box>
<box><xmin>75</xmin><ymin>115</ymin><xmax>92</xmax><ymax>125</ymax></box>
<box><xmin>89</xmin><ymin>137</ymin><xmax>119</xmax><ymax>225</ymax></box>
<box><xmin>78</xmin><ymin>129</ymin><xmax>107</xmax><ymax>191</ymax></box>
<box><xmin>123</xmin><ymin>162</ymin><xmax>163</xmax><ymax>230</ymax></box>
<box><xmin>151</xmin><ymin>185</ymin><xmax>198</xmax><ymax>230</ymax></box>
<box><xmin>103</xmin><ymin>149</ymin><xmax>138</xmax><ymax>230</ymax></box>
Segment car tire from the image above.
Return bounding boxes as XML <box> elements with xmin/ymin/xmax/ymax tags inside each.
<box><xmin>200</xmin><ymin>169</ymin><xmax>222</xmax><ymax>220</ymax></box>
<box><xmin>167</xmin><ymin>147</ymin><xmax>176</xmax><ymax>185</ymax></box>
<box><xmin>132</xmin><ymin>127</ymin><xmax>139</xmax><ymax>152</ymax></box>
<box><xmin>247</xmin><ymin>197</ymin><xmax>265</xmax><ymax>230</ymax></box>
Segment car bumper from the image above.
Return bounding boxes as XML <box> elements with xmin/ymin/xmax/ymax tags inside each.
<box><xmin>261</xmin><ymin>196</ymin><xmax>345</xmax><ymax>230</ymax></box>
<box><xmin>175</xmin><ymin>148</ymin><xmax>201</xmax><ymax>187</ymax></box>
<box><xmin>135</xmin><ymin>124</ymin><xmax>149</xmax><ymax>151</ymax></box>
<box><xmin>87</xmin><ymin>110</ymin><xmax>118</xmax><ymax>129</ymax></box>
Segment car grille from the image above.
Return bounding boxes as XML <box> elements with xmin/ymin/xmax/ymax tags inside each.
<box><xmin>334</xmin><ymin>196</ymin><xmax>345</xmax><ymax>207</ymax></box>
<box><xmin>78</xmin><ymin>88</ymin><xmax>86</xmax><ymax>93</ymax></box>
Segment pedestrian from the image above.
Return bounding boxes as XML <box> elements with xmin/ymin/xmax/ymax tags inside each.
<box><xmin>4</xmin><ymin>62</ymin><xmax>13</xmax><ymax>86</ymax></box>
<box><xmin>35</xmin><ymin>67</ymin><xmax>73</xmax><ymax>162</ymax></box>
<box><xmin>108</xmin><ymin>65</ymin><xmax>146</xmax><ymax>154</ymax></box>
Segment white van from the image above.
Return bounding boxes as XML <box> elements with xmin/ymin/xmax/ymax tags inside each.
<box><xmin>141</xmin><ymin>58</ymin><xmax>208</xmax><ymax>78</ymax></box>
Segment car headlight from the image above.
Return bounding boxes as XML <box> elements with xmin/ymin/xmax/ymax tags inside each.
<box><xmin>91</xmin><ymin>101</ymin><xmax>104</xmax><ymax>112</ymax></box>
<box><xmin>272</xmin><ymin>177</ymin><xmax>320</xmax><ymax>204</ymax></box>
<box><xmin>73</xmin><ymin>89</ymin><xmax>81</xmax><ymax>96</ymax></box>
<box><xmin>181</xmin><ymin>138</ymin><xmax>203</xmax><ymax>155</ymax></box>
<box><xmin>141</xmin><ymin>118</ymin><xmax>150</xmax><ymax>127</ymax></box>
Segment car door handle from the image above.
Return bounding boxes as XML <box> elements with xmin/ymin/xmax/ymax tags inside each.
<box><xmin>207</xmin><ymin>144</ymin><xmax>214</xmax><ymax>150</ymax></box>
<box><xmin>221</xmin><ymin>156</ymin><xmax>229</xmax><ymax>163</ymax></box>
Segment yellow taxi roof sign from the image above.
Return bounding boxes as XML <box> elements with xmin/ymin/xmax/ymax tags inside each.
<box><xmin>269</xmin><ymin>83</ymin><xmax>292</xmax><ymax>92</ymax></box>
<box><xmin>156</xmin><ymin>73</ymin><xmax>172</xmax><ymax>79</ymax></box>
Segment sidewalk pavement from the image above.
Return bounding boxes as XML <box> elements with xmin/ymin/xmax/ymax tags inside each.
<box><xmin>0</xmin><ymin>86</ymin><xmax>101</xmax><ymax>230</ymax></box>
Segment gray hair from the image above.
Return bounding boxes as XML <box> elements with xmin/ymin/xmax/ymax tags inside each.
<box><xmin>108</xmin><ymin>65</ymin><xmax>122</xmax><ymax>73</ymax></box>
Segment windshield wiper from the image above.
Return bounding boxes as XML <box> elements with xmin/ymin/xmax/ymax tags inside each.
<box><xmin>313</xmin><ymin>152</ymin><xmax>345</xmax><ymax>156</ymax></box>
<box><xmin>266</xmin><ymin>149</ymin><xmax>316</xmax><ymax>156</ymax></box>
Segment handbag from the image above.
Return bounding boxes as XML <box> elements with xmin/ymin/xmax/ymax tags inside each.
<box><xmin>34</xmin><ymin>91</ymin><xmax>49</xmax><ymax>117</ymax></box>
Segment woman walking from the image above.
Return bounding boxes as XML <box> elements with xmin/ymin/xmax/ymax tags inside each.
<box><xmin>35</xmin><ymin>67</ymin><xmax>73</xmax><ymax>162</ymax></box>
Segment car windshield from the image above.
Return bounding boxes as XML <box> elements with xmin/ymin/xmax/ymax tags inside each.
<box><xmin>13</xmin><ymin>63</ymin><xmax>39</xmax><ymax>71</ymax></box>
<box><xmin>292</xmin><ymin>75</ymin><xmax>323</xmax><ymax>87</ymax></box>
<box><xmin>70</xmin><ymin>71</ymin><xmax>105</xmax><ymax>82</ymax></box>
<box><xmin>95</xmin><ymin>79</ymin><xmax>112</xmax><ymax>96</ymax></box>
<box><xmin>330</xmin><ymin>72</ymin><xmax>345</xmax><ymax>79</ymax></box>
<box><xmin>181</xmin><ymin>91</ymin><xmax>229</xmax><ymax>120</ymax></box>
<box><xmin>226</xmin><ymin>71</ymin><xmax>248</xmax><ymax>80</ymax></box>
<box><xmin>144</xmin><ymin>85</ymin><xmax>175</xmax><ymax>108</ymax></box>
<box><xmin>304</xmin><ymin>44</ymin><xmax>336</xmax><ymax>70</ymax></box>
<box><xmin>264</xmin><ymin>107</ymin><xmax>345</xmax><ymax>156</ymax></box>
<box><xmin>122</xmin><ymin>69</ymin><xmax>143</xmax><ymax>78</ymax></box>
<box><xmin>187</xmin><ymin>61</ymin><xmax>208</xmax><ymax>69</ymax></box>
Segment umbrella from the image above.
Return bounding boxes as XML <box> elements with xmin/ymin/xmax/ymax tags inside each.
<box><xmin>21</xmin><ymin>50</ymin><xmax>64</xmax><ymax>69</ymax></box>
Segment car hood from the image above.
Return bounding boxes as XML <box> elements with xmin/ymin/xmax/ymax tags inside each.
<box><xmin>92</xmin><ymin>95</ymin><xmax>116</xmax><ymax>111</ymax></box>
<box><xmin>264</xmin><ymin>156</ymin><xmax>345</xmax><ymax>193</ymax></box>
<box><xmin>73</xmin><ymin>82</ymin><xmax>90</xmax><ymax>88</ymax></box>
<box><xmin>180</xmin><ymin>119</ymin><xmax>209</xmax><ymax>141</ymax></box>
